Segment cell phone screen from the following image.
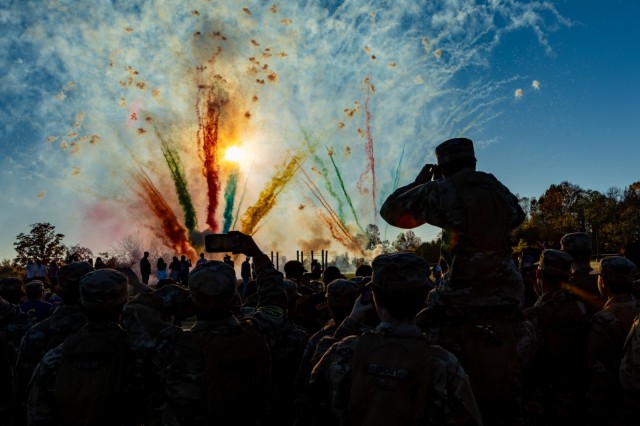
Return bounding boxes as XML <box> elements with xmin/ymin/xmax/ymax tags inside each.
<box><xmin>205</xmin><ymin>233</ymin><xmax>242</xmax><ymax>253</ymax></box>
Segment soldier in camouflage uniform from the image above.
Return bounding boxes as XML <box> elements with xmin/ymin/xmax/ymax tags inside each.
<box><xmin>1</xmin><ymin>278</ymin><xmax>33</xmax><ymax>426</ymax></box>
<box><xmin>380</xmin><ymin>137</ymin><xmax>525</xmax><ymax>308</ymax></box>
<box><xmin>264</xmin><ymin>279</ymin><xmax>309</xmax><ymax>426</ymax></box>
<box><xmin>523</xmin><ymin>250</ymin><xmax>589</xmax><ymax>425</ymax></box>
<box><xmin>382</xmin><ymin>138</ymin><xmax>534</xmax><ymax>424</ymax></box>
<box><xmin>122</xmin><ymin>231</ymin><xmax>286</xmax><ymax>426</ymax></box>
<box><xmin>14</xmin><ymin>261</ymin><xmax>94</xmax><ymax>416</ymax></box>
<box><xmin>295</xmin><ymin>279</ymin><xmax>374</xmax><ymax>424</ymax></box>
<box><xmin>560</xmin><ymin>232</ymin><xmax>603</xmax><ymax>316</ymax></box>
<box><xmin>27</xmin><ymin>268</ymin><xmax>142</xmax><ymax>426</ymax></box>
<box><xmin>587</xmin><ymin>256</ymin><xmax>640</xmax><ymax>426</ymax></box>
<box><xmin>305</xmin><ymin>253</ymin><xmax>482</xmax><ymax>426</ymax></box>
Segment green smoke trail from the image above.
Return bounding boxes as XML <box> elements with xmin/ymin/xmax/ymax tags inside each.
<box><xmin>384</xmin><ymin>142</ymin><xmax>406</xmax><ymax>240</ymax></box>
<box><xmin>232</xmin><ymin>161</ymin><xmax>253</xmax><ymax>231</ymax></box>
<box><xmin>300</xmin><ymin>128</ymin><xmax>346</xmax><ymax>222</ymax></box>
<box><xmin>222</xmin><ymin>170</ymin><xmax>238</xmax><ymax>233</ymax></box>
<box><xmin>328</xmin><ymin>149</ymin><xmax>364</xmax><ymax>234</ymax></box>
<box><xmin>222</xmin><ymin>170</ymin><xmax>238</xmax><ymax>234</ymax></box>
<box><xmin>156</xmin><ymin>129</ymin><xmax>198</xmax><ymax>235</ymax></box>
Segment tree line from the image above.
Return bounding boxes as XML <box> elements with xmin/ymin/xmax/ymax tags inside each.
<box><xmin>3</xmin><ymin>179</ymin><xmax>637</xmax><ymax>276</ymax></box>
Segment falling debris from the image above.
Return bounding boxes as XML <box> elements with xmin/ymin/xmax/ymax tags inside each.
<box><xmin>515</xmin><ymin>88</ymin><xmax>523</xmax><ymax>99</ymax></box>
<box><xmin>532</xmin><ymin>80</ymin><xmax>540</xmax><ymax>89</ymax></box>
<box><xmin>37</xmin><ymin>190</ymin><xmax>47</xmax><ymax>199</ymax></box>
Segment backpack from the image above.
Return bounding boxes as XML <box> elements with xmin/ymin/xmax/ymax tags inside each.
<box><xmin>445</xmin><ymin>317</ymin><xmax>521</xmax><ymax>424</ymax></box>
<box><xmin>348</xmin><ymin>332</ymin><xmax>433</xmax><ymax>426</ymax></box>
<box><xmin>54</xmin><ymin>325</ymin><xmax>131</xmax><ymax>426</ymax></box>
<box><xmin>620</xmin><ymin>314</ymin><xmax>640</xmax><ymax>391</ymax></box>
<box><xmin>195</xmin><ymin>320</ymin><xmax>270</xmax><ymax>423</ymax></box>
<box><xmin>534</xmin><ymin>296</ymin><xmax>589</xmax><ymax>379</ymax></box>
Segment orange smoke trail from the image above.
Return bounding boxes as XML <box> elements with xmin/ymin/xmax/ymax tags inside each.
<box><xmin>300</xmin><ymin>168</ymin><xmax>363</xmax><ymax>255</ymax></box>
<box><xmin>135</xmin><ymin>169</ymin><xmax>198</xmax><ymax>259</ymax></box>
<box><xmin>240</xmin><ymin>153</ymin><xmax>304</xmax><ymax>235</ymax></box>
<box><xmin>197</xmin><ymin>85</ymin><xmax>227</xmax><ymax>232</ymax></box>
<box><xmin>319</xmin><ymin>211</ymin><xmax>361</xmax><ymax>254</ymax></box>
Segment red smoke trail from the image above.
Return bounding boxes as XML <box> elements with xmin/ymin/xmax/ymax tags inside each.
<box><xmin>135</xmin><ymin>169</ymin><xmax>197</xmax><ymax>260</ymax></box>
<box><xmin>197</xmin><ymin>86</ymin><xmax>226</xmax><ymax>232</ymax></box>
<box><xmin>358</xmin><ymin>83</ymin><xmax>377</xmax><ymax>224</ymax></box>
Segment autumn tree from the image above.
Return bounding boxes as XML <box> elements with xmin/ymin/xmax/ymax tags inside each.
<box><xmin>13</xmin><ymin>223</ymin><xmax>66</xmax><ymax>268</ymax></box>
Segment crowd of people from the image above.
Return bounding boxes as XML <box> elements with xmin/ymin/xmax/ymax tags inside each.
<box><xmin>1</xmin><ymin>137</ymin><xmax>640</xmax><ymax>425</ymax></box>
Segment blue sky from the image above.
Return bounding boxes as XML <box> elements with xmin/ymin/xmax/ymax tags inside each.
<box><xmin>0</xmin><ymin>0</ymin><xmax>638</xmax><ymax>262</ymax></box>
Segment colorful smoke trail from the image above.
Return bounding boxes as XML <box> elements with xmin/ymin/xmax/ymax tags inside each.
<box><xmin>156</xmin><ymin>128</ymin><xmax>198</xmax><ymax>236</ymax></box>
<box><xmin>222</xmin><ymin>170</ymin><xmax>238</xmax><ymax>233</ymax></box>
<box><xmin>358</xmin><ymin>84</ymin><xmax>377</xmax><ymax>224</ymax></box>
<box><xmin>327</xmin><ymin>148</ymin><xmax>364</xmax><ymax>234</ymax></box>
<box><xmin>197</xmin><ymin>85</ymin><xmax>226</xmax><ymax>232</ymax></box>
<box><xmin>134</xmin><ymin>168</ymin><xmax>197</xmax><ymax>259</ymax></box>
<box><xmin>240</xmin><ymin>153</ymin><xmax>304</xmax><ymax>235</ymax></box>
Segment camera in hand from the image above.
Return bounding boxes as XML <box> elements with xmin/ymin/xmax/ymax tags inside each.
<box><xmin>205</xmin><ymin>233</ymin><xmax>242</xmax><ymax>253</ymax></box>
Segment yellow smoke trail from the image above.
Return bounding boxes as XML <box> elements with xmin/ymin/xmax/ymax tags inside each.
<box><xmin>239</xmin><ymin>152</ymin><xmax>305</xmax><ymax>235</ymax></box>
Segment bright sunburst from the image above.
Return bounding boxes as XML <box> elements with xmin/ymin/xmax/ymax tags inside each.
<box><xmin>224</xmin><ymin>146</ymin><xmax>244</xmax><ymax>163</ymax></box>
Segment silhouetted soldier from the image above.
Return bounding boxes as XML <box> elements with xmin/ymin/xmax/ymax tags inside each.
<box><xmin>0</xmin><ymin>278</ymin><xmax>33</xmax><ymax>426</ymax></box>
<box><xmin>560</xmin><ymin>232</ymin><xmax>603</xmax><ymax>316</ymax></box>
<box><xmin>122</xmin><ymin>231</ymin><xmax>286</xmax><ymax>425</ymax></box>
<box><xmin>27</xmin><ymin>269</ymin><xmax>141</xmax><ymax>426</ymax></box>
<box><xmin>305</xmin><ymin>253</ymin><xmax>482</xmax><ymax>426</ymax></box>
<box><xmin>14</xmin><ymin>261</ymin><xmax>94</xmax><ymax>420</ymax></box>
<box><xmin>381</xmin><ymin>138</ymin><xmax>535</xmax><ymax>425</ymax></box>
<box><xmin>587</xmin><ymin>256</ymin><xmax>640</xmax><ymax>425</ymax></box>
<box><xmin>523</xmin><ymin>249</ymin><xmax>589</xmax><ymax>425</ymax></box>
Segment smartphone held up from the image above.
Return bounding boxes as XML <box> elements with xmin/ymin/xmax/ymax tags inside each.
<box><xmin>205</xmin><ymin>233</ymin><xmax>243</xmax><ymax>253</ymax></box>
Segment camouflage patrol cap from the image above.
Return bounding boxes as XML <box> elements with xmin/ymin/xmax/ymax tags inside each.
<box><xmin>594</xmin><ymin>256</ymin><xmax>637</xmax><ymax>285</ymax></box>
<box><xmin>0</xmin><ymin>277</ymin><xmax>24</xmax><ymax>293</ymax></box>
<box><xmin>326</xmin><ymin>278</ymin><xmax>359</xmax><ymax>307</ymax></box>
<box><xmin>560</xmin><ymin>232</ymin><xmax>592</xmax><ymax>252</ymax></box>
<box><xmin>283</xmin><ymin>279</ymin><xmax>302</xmax><ymax>301</ymax></box>
<box><xmin>537</xmin><ymin>249</ymin><xmax>573</xmax><ymax>278</ymax></box>
<box><xmin>435</xmin><ymin>138</ymin><xmax>475</xmax><ymax>166</ymax></box>
<box><xmin>79</xmin><ymin>269</ymin><xmax>129</xmax><ymax>310</ymax></box>
<box><xmin>25</xmin><ymin>280</ymin><xmax>44</xmax><ymax>291</ymax></box>
<box><xmin>58</xmin><ymin>261</ymin><xmax>94</xmax><ymax>294</ymax></box>
<box><xmin>188</xmin><ymin>260</ymin><xmax>237</xmax><ymax>309</ymax></box>
<box><xmin>371</xmin><ymin>253</ymin><xmax>428</xmax><ymax>290</ymax></box>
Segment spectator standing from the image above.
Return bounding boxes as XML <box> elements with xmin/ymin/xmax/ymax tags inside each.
<box><xmin>140</xmin><ymin>251</ymin><xmax>151</xmax><ymax>285</ymax></box>
<box><xmin>156</xmin><ymin>258</ymin><xmax>168</xmax><ymax>281</ymax></box>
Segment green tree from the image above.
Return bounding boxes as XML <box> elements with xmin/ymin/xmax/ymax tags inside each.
<box><xmin>65</xmin><ymin>244</ymin><xmax>94</xmax><ymax>262</ymax></box>
<box><xmin>393</xmin><ymin>231</ymin><xmax>422</xmax><ymax>252</ymax></box>
<box><xmin>13</xmin><ymin>223</ymin><xmax>66</xmax><ymax>268</ymax></box>
<box><xmin>365</xmin><ymin>224</ymin><xmax>382</xmax><ymax>250</ymax></box>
